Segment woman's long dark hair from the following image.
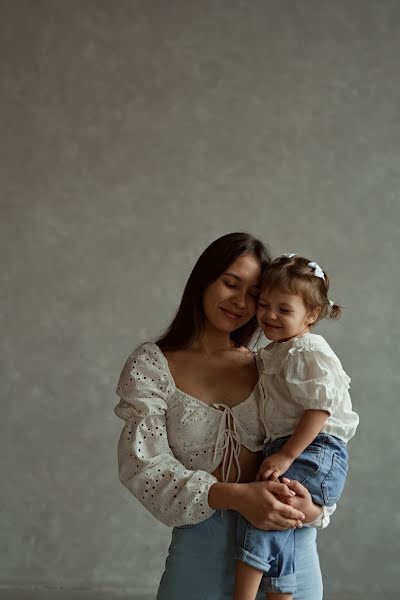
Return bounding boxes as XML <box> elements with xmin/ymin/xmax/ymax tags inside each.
<box><xmin>157</xmin><ymin>232</ymin><xmax>271</xmax><ymax>351</ymax></box>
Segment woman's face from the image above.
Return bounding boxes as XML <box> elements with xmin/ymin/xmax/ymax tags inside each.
<box><xmin>202</xmin><ymin>253</ymin><xmax>262</xmax><ymax>334</ymax></box>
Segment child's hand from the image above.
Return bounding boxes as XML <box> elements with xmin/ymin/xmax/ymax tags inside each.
<box><xmin>256</xmin><ymin>452</ymin><xmax>294</xmax><ymax>482</ymax></box>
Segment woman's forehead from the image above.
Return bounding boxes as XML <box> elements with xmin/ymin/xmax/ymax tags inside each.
<box><xmin>226</xmin><ymin>253</ymin><xmax>262</xmax><ymax>282</ymax></box>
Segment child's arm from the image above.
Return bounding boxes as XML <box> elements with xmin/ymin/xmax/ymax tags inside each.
<box><xmin>257</xmin><ymin>409</ymin><xmax>329</xmax><ymax>481</ymax></box>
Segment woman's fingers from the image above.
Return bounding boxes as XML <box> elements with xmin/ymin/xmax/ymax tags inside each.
<box><xmin>266</xmin><ymin>480</ymin><xmax>295</xmax><ymax>498</ymax></box>
<box><xmin>269</xmin><ymin>508</ymin><xmax>304</xmax><ymax>530</ymax></box>
<box><xmin>280</xmin><ymin>478</ymin><xmax>320</xmax><ymax>522</ymax></box>
<box><xmin>276</xmin><ymin>501</ymin><xmax>305</xmax><ymax>522</ymax></box>
<box><xmin>272</xmin><ymin>519</ymin><xmax>299</xmax><ymax>530</ymax></box>
<box><xmin>239</xmin><ymin>481</ymin><xmax>305</xmax><ymax>531</ymax></box>
<box><xmin>282</xmin><ymin>478</ymin><xmax>307</xmax><ymax>498</ymax></box>
<box><xmin>257</xmin><ymin>507</ymin><xmax>301</xmax><ymax>531</ymax></box>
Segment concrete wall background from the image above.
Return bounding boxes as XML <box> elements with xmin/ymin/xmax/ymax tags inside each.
<box><xmin>1</xmin><ymin>1</ymin><xmax>399</xmax><ymax>597</ymax></box>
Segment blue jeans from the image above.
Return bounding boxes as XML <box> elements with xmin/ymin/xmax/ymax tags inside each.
<box><xmin>157</xmin><ymin>510</ymin><xmax>323</xmax><ymax>600</ymax></box>
<box><xmin>236</xmin><ymin>433</ymin><xmax>348</xmax><ymax>594</ymax></box>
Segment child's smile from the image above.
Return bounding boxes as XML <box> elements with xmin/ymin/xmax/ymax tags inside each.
<box><xmin>257</xmin><ymin>287</ymin><xmax>317</xmax><ymax>342</ymax></box>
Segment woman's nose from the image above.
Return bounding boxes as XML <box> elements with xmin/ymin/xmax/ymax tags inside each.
<box><xmin>232</xmin><ymin>290</ymin><xmax>246</xmax><ymax>308</ymax></box>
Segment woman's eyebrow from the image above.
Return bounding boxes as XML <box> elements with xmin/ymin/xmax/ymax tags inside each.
<box><xmin>224</xmin><ymin>272</ymin><xmax>260</xmax><ymax>289</ymax></box>
<box><xmin>224</xmin><ymin>271</ymin><xmax>242</xmax><ymax>280</ymax></box>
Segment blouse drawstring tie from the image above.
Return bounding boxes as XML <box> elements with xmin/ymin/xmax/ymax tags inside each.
<box><xmin>212</xmin><ymin>403</ymin><xmax>242</xmax><ymax>484</ymax></box>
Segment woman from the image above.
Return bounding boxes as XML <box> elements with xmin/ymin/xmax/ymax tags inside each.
<box><xmin>115</xmin><ymin>233</ymin><xmax>327</xmax><ymax>599</ymax></box>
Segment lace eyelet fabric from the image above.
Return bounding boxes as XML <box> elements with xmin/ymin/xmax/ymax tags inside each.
<box><xmin>114</xmin><ymin>342</ymin><xmax>265</xmax><ymax>527</ymax></box>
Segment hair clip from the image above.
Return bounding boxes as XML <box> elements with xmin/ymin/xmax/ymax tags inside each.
<box><xmin>307</xmin><ymin>261</ymin><xmax>325</xmax><ymax>280</ymax></box>
<box><xmin>282</xmin><ymin>253</ymin><xmax>297</xmax><ymax>258</ymax></box>
<box><xmin>329</xmin><ymin>299</ymin><xmax>334</xmax><ymax>307</ymax></box>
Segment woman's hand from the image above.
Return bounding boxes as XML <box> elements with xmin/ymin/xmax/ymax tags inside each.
<box><xmin>277</xmin><ymin>478</ymin><xmax>323</xmax><ymax>523</ymax></box>
<box><xmin>232</xmin><ymin>481</ymin><xmax>306</xmax><ymax>531</ymax></box>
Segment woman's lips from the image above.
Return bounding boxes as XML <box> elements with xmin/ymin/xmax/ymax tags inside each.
<box><xmin>221</xmin><ymin>308</ymin><xmax>242</xmax><ymax>320</ymax></box>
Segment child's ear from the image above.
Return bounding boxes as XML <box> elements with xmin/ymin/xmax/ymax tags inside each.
<box><xmin>307</xmin><ymin>307</ymin><xmax>321</xmax><ymax>325</ymax></box>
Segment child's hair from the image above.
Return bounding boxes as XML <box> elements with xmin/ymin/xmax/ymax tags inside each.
<box><xmin>262</xmin><ymin>254</ymin><xmax>342</xmax><ymax>325</ymax></box>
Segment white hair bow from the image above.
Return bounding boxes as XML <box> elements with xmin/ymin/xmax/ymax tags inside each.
<box><xmin>282</xmin><ymin>253</ymin><xmax>296</xmax><ymax>258</ymax></box>
<box><xmin>308</xmin><ymin>261</ymin><xmax>325</xmax><ymax>280</ymax></box>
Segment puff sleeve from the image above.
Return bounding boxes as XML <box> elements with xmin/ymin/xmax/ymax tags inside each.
<box><xmin>284</xmin><ymin>345</ymin><xmax>351</xmax><ymax>415</ymax></box>
<box><xmin>305</xmin><ymin>504</ymin><xmax>336</xmax><ymax>529</ymax></box>
<box><xmin>114</xmin><ymin>343</ymin><xmax>217</xmax><ymax>527</ymax></box>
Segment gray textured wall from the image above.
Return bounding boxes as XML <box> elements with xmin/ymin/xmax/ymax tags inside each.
<box><xmin>1</xmin><ymin>1</ymin><xmax>399</xmax><ymax>598</ymax></box>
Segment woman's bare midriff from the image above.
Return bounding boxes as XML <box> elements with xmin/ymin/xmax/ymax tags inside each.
<box><xmin>212</xmin><ymin>445</ymin><xmax>262</xmax><ymax>484</ymax></box>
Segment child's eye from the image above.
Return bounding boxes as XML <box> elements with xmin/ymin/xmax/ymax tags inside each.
<box><xmin>280</xmin><ymin>308</ymin><xmax>290</xmax><ymax>313</ymax></box>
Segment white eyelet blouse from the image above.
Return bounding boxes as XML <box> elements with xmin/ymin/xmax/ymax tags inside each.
<box><xmin>114</xmin><ymin>342</ymin><xmax>334</xmax><ymax>528</ymax></box>
<box><xmin>259</xmin><ymin>333</ymin><xmax>359</xmax><ymax>444</ymax></box>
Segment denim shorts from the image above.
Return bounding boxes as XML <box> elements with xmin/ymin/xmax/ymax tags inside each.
<box><xmin>157</xmin><ymin>510</ymin><xmax>323</xmax><ymax>600</ymax></box>
<box><xmin>265</xmin><ymin>433</ymin><xmax>348</xmax><ymax>507</ymax></box>
<box><xmin>236</xmin><ymin>433</ymin><xmax>348</xmax><ymax>592</ymax></box>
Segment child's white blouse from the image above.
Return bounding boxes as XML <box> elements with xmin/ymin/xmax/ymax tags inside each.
<box><xmin>259</xmin><ymin>333</ymin><xmax>359</xmax><ymax>444</ymax></box>
<box><xmin>114</xmin><ymin>341</ymin><xmax>334</xmax><ymax>528</ymax></box>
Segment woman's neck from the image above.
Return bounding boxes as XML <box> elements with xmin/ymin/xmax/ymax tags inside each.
<box><xmin>191</xmin><ymin>330</ymin><xmax>236</xmax><ymax>356</ymax></box>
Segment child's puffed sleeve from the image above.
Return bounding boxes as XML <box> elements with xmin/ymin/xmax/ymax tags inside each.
<box><xmin>305</xmin><ymin>504</ymin><xmax>336</xmax><ymax>529</ymax></box>
<box><xmin>284</xmin><ymin>344</ymin><xmax>351</xmax><ymax>415</ymax></box>
<box><xmin>114</xmin><ymin>343</ymin><xmax>217</xmax><ymax>528</ymax></box>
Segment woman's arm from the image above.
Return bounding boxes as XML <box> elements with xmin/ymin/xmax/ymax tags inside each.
<box><xmin>208</xmin><ymin>480</ymin><xmax>306</xmax><ymax>530</ymax></box>
<box><xmin>115</xmin><ymin>345</ymin><xmax>218</xmax><ymax>528</ymax></box>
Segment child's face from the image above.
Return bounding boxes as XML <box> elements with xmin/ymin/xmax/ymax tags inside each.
<box><xmin>257</xmin><ymin>286</ymin><xmax>317</xmax><ymax>342</ymax></box>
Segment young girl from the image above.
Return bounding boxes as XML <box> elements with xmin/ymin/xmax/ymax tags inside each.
<box><xmin>233</xmin><ymin>254</ymin><xmax>359</xmax><ymax>600</ymax></box>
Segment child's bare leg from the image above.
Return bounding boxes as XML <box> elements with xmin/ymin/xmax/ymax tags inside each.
<box><xmin>268</xmin><ymin>593</ymin><xmax>292</xmax><ymax>600</ymax></box>
<box><xmin>233</xmin><ymin>560</ymin><xmax>264</xmax><ymax>600</ymax></box>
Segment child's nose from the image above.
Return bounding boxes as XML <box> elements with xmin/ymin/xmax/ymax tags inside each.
<box><xmin>266</xmin><ymin>308</ymin><xmax>278</xmax><ymax>320</ymax></box>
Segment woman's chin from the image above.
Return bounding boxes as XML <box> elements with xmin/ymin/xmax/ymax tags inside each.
<box><xmin>215</xmin><ymin>317</ymin><xmax>247</xmax><ymax>333</ymax></box>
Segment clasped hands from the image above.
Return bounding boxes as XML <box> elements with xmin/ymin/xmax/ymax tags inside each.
<box><xmin>253</xmin><ymin>450</ymin><xmax>322</xmax><ymax>525</ymax></box>
<box><xmin>256</xmin><ymin>451</ymin><xmax>309</xmax><ymax>517</ymax></box>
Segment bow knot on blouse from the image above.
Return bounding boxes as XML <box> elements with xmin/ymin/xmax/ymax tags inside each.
<box><xmin>212</xmin><ymin>403</ymin><xmax>242</xmax><ymax>483</ymax></box>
